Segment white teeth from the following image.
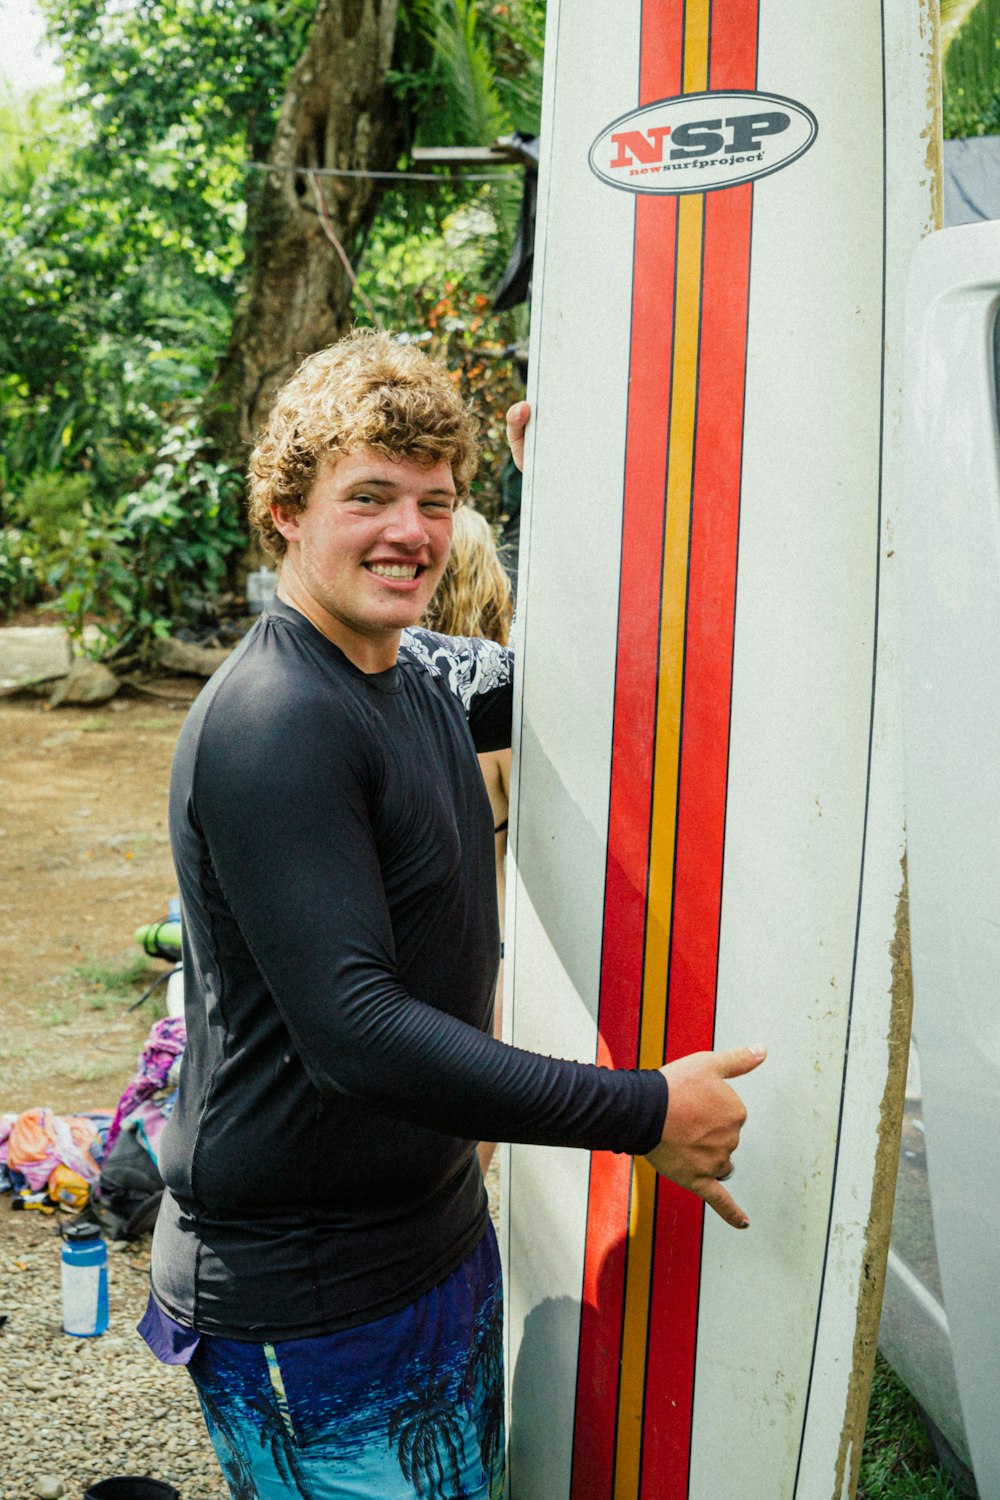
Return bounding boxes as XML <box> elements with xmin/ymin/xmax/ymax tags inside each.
<box><xmin>369</xmin><ymin>563</ymin><xmax>418</xmax><ymax>579</ymax></box>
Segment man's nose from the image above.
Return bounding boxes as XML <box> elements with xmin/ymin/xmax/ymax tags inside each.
<box><xmin>383</xmin><ymin>499</ymin><xmax>429</xmax><ymax>547</ymax></box>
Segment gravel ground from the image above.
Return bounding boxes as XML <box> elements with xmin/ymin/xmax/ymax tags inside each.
<box><xmin>0</xmin><ymin>1198</ymin><xmax>226</xmax><ymax>1500</ymax></box>
<box><xmin>0</xmin><ymin>1163</ymin><xmax>502</xmax><ymax>1500</ymax></box>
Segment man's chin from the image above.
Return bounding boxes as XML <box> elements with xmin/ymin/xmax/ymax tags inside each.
<box><xmin>374</xmin><ymin>587</ymin><xmax>439</xmax><ymax>630</ymax></box>
<box><xmin>356</xmin><ymin>599</ymin><xmax>432</xmax><ymax>636</ymax></box>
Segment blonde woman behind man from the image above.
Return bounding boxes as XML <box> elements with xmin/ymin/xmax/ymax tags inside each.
<box><xmin>423</xmin><ymin>504</ymin><xmax>513</xmax><ymax>1172</ymax></box>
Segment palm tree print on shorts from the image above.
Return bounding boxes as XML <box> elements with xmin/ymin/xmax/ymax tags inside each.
<box><xmin>389</xmin><ymin>1373</ymin><xmax>469</xmax><ymax>1498</ymax></box>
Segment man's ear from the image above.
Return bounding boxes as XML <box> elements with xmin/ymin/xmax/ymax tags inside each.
<box><xmin>270</xmin><ymin>503</ymin><xmax>301</xmax><ymax>544</ymax></box>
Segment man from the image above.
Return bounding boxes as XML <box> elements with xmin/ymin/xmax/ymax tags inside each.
<box><xmin>140</xmin><ymin>330</ymin><xmax>765</xmax><ymax>1499</ymax></box>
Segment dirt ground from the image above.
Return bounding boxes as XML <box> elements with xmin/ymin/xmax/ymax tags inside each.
<box><xmin>0</xmin><ymin>684</ymin><xmax>230</xmax><ymax>1498</ymax></box>
<box><xmin>0</xmin><ymin>688</ymin><xmax>196</xmax><ymax>1120</ymax></box>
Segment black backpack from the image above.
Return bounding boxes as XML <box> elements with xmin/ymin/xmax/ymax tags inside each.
<box><xmin>91</xmin><ymin>1128</ymin><xmax>164</xmax><ymax>1240</ymax></box>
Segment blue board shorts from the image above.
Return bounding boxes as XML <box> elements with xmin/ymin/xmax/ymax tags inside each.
<box><xmin>184</xmin><ymin>1225</ymin><xmax>505</xmax><ymax>1500</ymax></box>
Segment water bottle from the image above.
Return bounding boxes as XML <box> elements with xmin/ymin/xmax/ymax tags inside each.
<box><xmin>61</xmin><ymin>1222</ymin><xmax>109</xmax><ymax>1337</ymax></box>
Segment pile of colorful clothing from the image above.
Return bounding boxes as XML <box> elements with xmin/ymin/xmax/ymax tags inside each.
<box><xmin>1</xmin><ymin>1015</ymin><xmax>186</xmax><ymax>1236</ymax></box>
<box><xmin>0</xmin><ymin>1107</ymin><xmax>110</xmax><ymax>1212</ymax></box>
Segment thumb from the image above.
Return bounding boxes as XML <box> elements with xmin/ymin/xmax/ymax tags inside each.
<box><xmin>715</xmin><ymin>1043</ymin><xmax>767</xmax><ymax>1080</ymax></box>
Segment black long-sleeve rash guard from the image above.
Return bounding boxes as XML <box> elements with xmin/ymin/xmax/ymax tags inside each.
<box><xmin>151</xmin><ymin>598</ymin><xmax>667</xmax><ymax>1340</ymax></box>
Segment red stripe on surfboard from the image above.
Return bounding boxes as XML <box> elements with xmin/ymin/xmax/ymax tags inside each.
<box><xmin>569</xmin><ymin>188</ymin><xmax>679</xmax><ymax>1500</ymax></box>
<box><xmin>641</xmin><ymin>7</ymin><xmax>758</xmax><ymax>1493</ymax></box>
<box><xmin>638</xmin><ymin>0</ymin><xmax>683</xmax><ymax>96</ymax></box>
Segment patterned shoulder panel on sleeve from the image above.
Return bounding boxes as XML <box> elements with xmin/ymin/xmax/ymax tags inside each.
<box><xmin>400</xmin><ymin>628</ymin><xmax>513</xmax><ymax>714</ymax></box>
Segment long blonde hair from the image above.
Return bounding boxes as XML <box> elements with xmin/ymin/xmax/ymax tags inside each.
<box><xmin>424</xmin><ymin>505</ymin><xmax>513</xmax><ymax>646</ymax></box>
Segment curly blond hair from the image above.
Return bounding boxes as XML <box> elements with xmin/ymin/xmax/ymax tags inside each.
<box><xmin>248</xmin><ymin>329</ymin><xmax>480</xmax><ymax>559</ymax></box>
<box><xmin>422</xmin><ymin>504</ymin><xmax>513</xmax><ymax>647</ymax></box>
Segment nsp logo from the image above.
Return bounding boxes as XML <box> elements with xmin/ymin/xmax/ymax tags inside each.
<box><xmin>589</xmin><ymin>90</ymin><xmax>817</xmax><ymax>195</ymax></box>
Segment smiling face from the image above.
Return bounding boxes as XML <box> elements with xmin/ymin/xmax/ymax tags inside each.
<box><xmin>270</xmin><ymin>449</ymin><xmax>457</xmax><ymax>671</ymax></box>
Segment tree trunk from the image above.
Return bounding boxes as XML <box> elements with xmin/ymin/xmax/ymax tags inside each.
<box><xmin>207</xmin><ymin>0</ymin><xmax>403</xmax><ymax>462</ymax></box>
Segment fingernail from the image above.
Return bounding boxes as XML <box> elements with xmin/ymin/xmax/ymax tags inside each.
<box><xmin>748</xmin><ymin>1043</ymin><xmax>767</xmax><ymax>1057</ymax></box>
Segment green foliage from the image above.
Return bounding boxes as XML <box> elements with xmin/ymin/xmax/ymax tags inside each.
<box><xmin>0</xmin><ymin>0</ymin><xmax>303</xmax><ymax>515</ymax></box>
<box><xmin>393</xmin><ymin>0</ymin><xmax>544</xmax><ymax>142</ymax></box>
<box><xmin>0</xmin><ymin>86</ymin><xmax>63</xmax><ymax>189</ymax></box>
<box><xmin>1</xmin><ymin>0</ymin><xmax>546</xmax><ymax>645</ymax></box>
<box><xmin>360</xmin><ymin>184</ymin><xmax>522</xmax><ymax>327</ymax></box>
<box><xmin>111</xmin><ymin>416</ymin><xmax>246</xmax><ymax>641</ymax></box>
<box><xmin>479</xmin><ymin>0</ymin><xmax>546</xmax><ymax>136</ymax></box>
<box><xmin>2</xmin><ymin>471</ymin><xmax>98</xmax><ymax>612</ymax></box>
<box><xmin>0</xmin><ymin>85</ymin><xmax>238</xmax><ymax>508</ymax></box>
<box><xmin>859</xmin><ymin>1356</ymin><xmax>965</xmax><ymax>1499</ymax></box>
<box><xmin>5</xmin><ymin>419</ymin><xmax>244</xmax><ymax>655</ymax></box>
<box><xmin>0</xmin><ymin>470</ymin><xmax>98</xmax><ymax>617</ymax></box>
<box><xmin>39</xmin><ymin>0</ymin><xmax>314</xmax><ymax>177</ymax></box>
<box><xmin>0</xmin><ymin>525</ymin><xmax>42</xmax><ymax>614</ymax></box>
<box><xmin>395</xmin><ymin>0</ymin><xmax>507</xmax><ymax>145</ymax></box>
<box><xmin>19</xmin><ymin>470</ymin><xmax>99</xmax><ymax>544</ymax></box>
<box><xmin>943</xmin><ymin>0</ymin><xmax>1000</xmax><ymax>137</ymax></box>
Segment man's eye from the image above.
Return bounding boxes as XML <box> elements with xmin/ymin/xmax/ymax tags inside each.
<box><xmin>352</xmin><ymin>493</ymin><xmax>381</xmax><ymax>506</ymax></box>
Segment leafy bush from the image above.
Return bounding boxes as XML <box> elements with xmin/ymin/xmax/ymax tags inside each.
<box><xmin>17</xmin><ymin>470</ymin><xmax>98</xmax><ymax>543</ymax></box>
<box><xmin>0</xmin><ymin>524</ymin><xmax>42</xmax><ymax>614</ymax></box>
<box><xmin>1</xmin><ymin>470</ymin><xmax>100</xmax><ymax>617</ymax></box>
<box><xmin>5</xmin><ymin>422</ymin><xmax>244</xmax><ymax>657</ymax></box>
<box><xmin>108</xmin><ymin>416</ymin><xmax>246</xmax><ymax>650</ymax></box>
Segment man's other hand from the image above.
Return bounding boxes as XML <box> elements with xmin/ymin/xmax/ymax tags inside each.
<box><xmin>505</xmin><ymin>401</ymin><xmax>531</xmax><ymax>473</ymax></box>
<box><xmin>644</xmin><ymin>1045</ymin><xmax>767</xmax><ymax>1229</ymax></box>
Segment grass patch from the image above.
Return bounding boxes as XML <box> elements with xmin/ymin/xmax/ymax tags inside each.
<box><xmin>72</xmin><ymin>1059</ymin><xmax>125</xmax><ymax>1083</ymax></box>
<box><xmin>130</xmin><ymin>716</ymin><xmax>177</xmax><ymax>732</ymax></box>
<box><xmin>38</xmin><ymin>1002</ymin><xmax>75</xmax><ymax>1028</ymax></box>
<box><xmin>859</xmin><ymin>1356</ymin><xmax>967</xmax><ymax>1499</ymax></box>
<box><xmin>71</xmin><ymin>953</ymin><xmax>156</xmax><ymax>1009</ymax></box>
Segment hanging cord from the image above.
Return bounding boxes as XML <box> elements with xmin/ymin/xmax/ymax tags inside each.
<box><xmin>126</xmin><ymin>965</ymin><xmax>179</xmax><ymax>1014</ymax></box>
<box><xmin>309</xmin><ymin>170</ymin><xmax>383</xmax><ymax>329</ymax></box>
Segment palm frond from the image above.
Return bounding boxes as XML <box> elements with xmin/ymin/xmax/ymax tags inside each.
<box><xmin>414</xmin><ymin>0</ymin><xmax>510</xmax><ymax>144</ymax></box>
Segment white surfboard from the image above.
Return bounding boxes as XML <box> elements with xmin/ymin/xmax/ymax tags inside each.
<box><xmin>502</xmin><ymin>3</ymin><xmax>940</xmax><ymax>1498</ymax></box>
